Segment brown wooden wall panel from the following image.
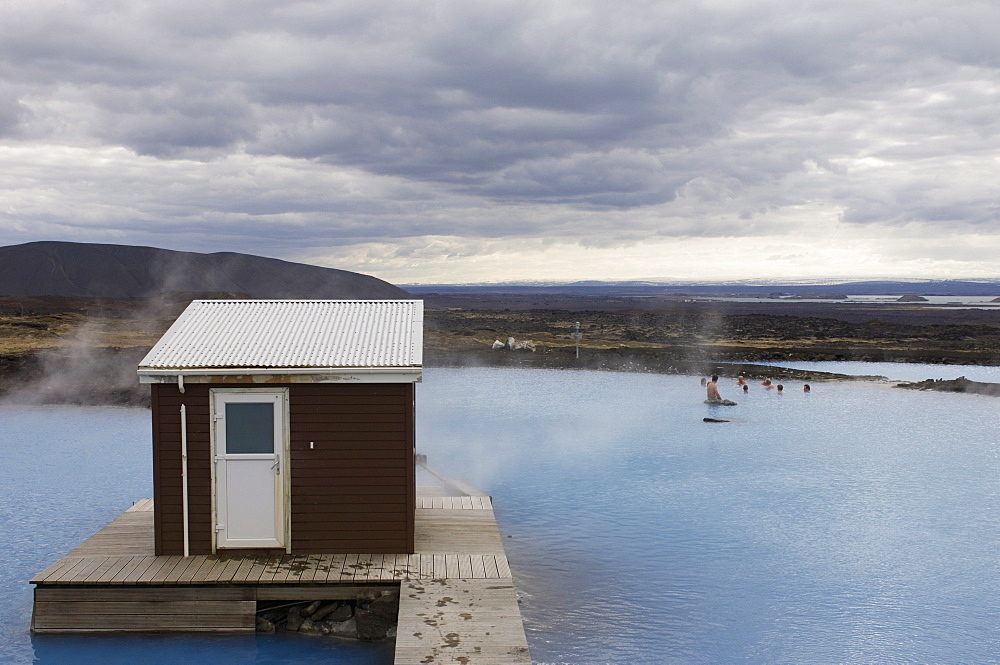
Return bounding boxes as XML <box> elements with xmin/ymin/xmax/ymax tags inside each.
<box><xmin>151</xmin><ymin>382</ymin><xmax>415</xmax><ymax>556</ymax></box>
<box><xmin>289</xmin><ymin>383</ymin><xmax>415</xmax><ymax>553</ymax></box>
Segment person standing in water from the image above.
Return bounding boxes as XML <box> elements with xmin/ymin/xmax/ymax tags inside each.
<box><xmin>803</xmin><ymin>384</ymin><xmax>811</xmax><ymax>393</ymax></box>
<box><xmin>707</xmin><ymin>375</ymin><xmax>722</xmax><ymax>401</ymax></box>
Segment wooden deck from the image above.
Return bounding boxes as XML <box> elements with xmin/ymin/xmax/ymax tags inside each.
<box><xmin>32</xmin><ymin>497</ymin><xmax>509</xmax><ymax>586</ymax></box>
<box><xmin>31</xmin><ymin>491</ymin><xmax>530</xmax><ymax>664</ymax></box>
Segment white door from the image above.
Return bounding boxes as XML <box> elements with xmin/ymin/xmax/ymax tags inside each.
<box><xmin>213</xmin><ymin>390</ymin><xmax>287</xmax><ymax>549</ymax></box>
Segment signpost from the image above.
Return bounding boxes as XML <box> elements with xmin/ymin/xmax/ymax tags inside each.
<box><xmin>570</xmin><ymin>321</ymin><xmax>583</xmax><ymax>359</ymax></box>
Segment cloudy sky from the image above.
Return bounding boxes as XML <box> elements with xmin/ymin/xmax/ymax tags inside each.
<box><xmin>2</xmin><ymin>0</ymin><xmax>999</xmax><ymax>284</ymax></box>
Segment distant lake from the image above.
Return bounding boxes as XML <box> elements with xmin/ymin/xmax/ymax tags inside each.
<box><xmin>696</xmin><ymin>294</ymin><xmax>1000</xmax><ymax>307</ymax></box>
<box><xmin>3</xmin><ymin>367</ymin><xmax>999</xmax><ymax>664</ymax></box>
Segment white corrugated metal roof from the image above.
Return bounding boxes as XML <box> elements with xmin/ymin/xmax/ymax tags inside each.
<box><xmin>138</xmin><ymin>300</ymin><xmax>423</xmax><ymax>370</ymax></box>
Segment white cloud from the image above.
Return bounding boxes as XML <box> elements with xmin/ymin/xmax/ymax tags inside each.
<box><xmin>0</xmin><ymin>0</ymin><xmax>999</xmax><ymax>282</ymax></box>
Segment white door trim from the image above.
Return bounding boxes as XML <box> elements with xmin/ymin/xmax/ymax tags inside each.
<box><xmin>210</xmin><ymin>387</ymin><xmax>291</xmax><ymax>553</ymax></box>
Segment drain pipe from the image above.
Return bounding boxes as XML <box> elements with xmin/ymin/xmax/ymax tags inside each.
<box><xmin>180</xmin><ymin>403</ymin><xmax>190</xmax><ymax>557</ymax></box>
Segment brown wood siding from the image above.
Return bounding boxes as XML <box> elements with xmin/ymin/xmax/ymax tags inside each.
<box><xmin>289</xmin><ymin>383</ymin><xmax>415</xmax><ymax>554</ymax></box>
<box><xmin>151</xmin><ymin>384</ymin><xmax>213</xmax><ymax>555</ymax></box>
<box><xmin>150</xmin><ymin>382</ymin><xmax>415</xmax><ymax>555</ymax></box>
<box><xmin>33</xmin><ymin>586</ymin><xmax>255</xmax><ymax>632</ymax></box>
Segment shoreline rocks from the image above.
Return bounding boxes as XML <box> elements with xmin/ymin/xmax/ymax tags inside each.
<box><xmin>255</xmin><ymin>588</ymin><xmax>399</xmax><ymax>641</ymax></box>
<box><xmin>895</xmin><ymin>376</ymin><xmax>1000</xmax><ymax>397</ymax></box>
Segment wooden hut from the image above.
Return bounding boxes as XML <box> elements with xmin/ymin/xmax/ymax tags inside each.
<box><xmin>137</xmin><ymin>299</ymin><xmax>422</xmax><ymax>556</ymax></box>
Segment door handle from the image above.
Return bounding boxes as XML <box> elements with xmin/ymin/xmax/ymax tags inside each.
<box><xmin>271</xmin><ymin>458</ymin><xmax>280</xmax><ymax>475</ymax></box>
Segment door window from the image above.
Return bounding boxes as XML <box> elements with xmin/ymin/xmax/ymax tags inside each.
<box><xmin>224</xmin><ymin>402</ymin><xmax>275</xmax><ymax>454</ymax></box>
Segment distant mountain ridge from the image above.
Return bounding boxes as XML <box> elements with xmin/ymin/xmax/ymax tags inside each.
<box><xmin>405</xmin><ymin>279</ymin><xmax>1000</xmax><ymax>297</ymax></box>
<box><xmin>0</xmin><ymin>241</ymin><xmax>409</xmax><ymax>299</ymax></box>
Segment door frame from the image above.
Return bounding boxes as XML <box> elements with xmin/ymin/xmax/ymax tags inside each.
<box><xmin>210</xmin><ymin>387</ymin><xmax>291</xmax><ymax>553</ymax></box>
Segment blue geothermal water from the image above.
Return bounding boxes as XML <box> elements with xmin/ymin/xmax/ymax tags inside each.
<box><xmin>416</xmin><ymin>369</ymin><xmax>1000</xmax><ymax>665</ymax></box>
<box><xmin>2</xmin><ymin>367</ymin><xmax>999</xmax><ymax>664</ymax></box>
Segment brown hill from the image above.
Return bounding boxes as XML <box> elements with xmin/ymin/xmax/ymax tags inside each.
<box><xmin>0</xmin><ymin>241</ymin><xmax>409</xmax><ymax>299</ymax></box>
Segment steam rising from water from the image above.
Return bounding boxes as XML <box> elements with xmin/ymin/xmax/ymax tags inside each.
<box><xmin>1</xmin><ymin>294</ymin><xmax>193</xmax><ymax>406</ymax></box>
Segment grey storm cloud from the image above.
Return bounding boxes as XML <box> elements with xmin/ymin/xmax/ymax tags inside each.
<box><xmin>1</xmin><ymin>0</ymin><xmax>999</xmax><ymax>281</ymax></box>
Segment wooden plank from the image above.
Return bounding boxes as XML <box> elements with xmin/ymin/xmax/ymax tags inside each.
<box><xmin>481</xmin><ymin>555</ymin><xmax>501</xmax><ymax>579</ymax></box>
<box><xmin>445</xmin><ymin>554</ymin><xmax>461</xmax><ymax>579</ymax></box>
<box><xmin>418</xmin><ymin>554</ymin><xmax>434</xmax><ymax>580</ymax></box>
<box><xmin>458</xmin><ymin>555</ymin><xmax>473</xmax><ymax>579</ymax></box>
<box><xmin>110</xmin><ymin>556</ymin><xmax>150</xmax><ymax>585</ymax></box>
<box><xmin>314</xmin><ymin>554</ymin><xmax>341</xmax><ymax>583</ymax></box>
<box><xmin>35</xmin><ymin>587</ymin><xmax>255</xmax><ymax>602</ymax></box>
<box><xmin>31</xmin><ymin>556</ymin><xmax>86</xmax><ymax>584</ymax></box>
<box><xmin>496</xmin><ymin>555</ymin><xmax>511</xmax><ymax>579</ymax></box>
<box><xmin>275</xmin><ymin>554</ymin><xmax>302</xmax><ymax>583</ymax></box>
<box><xmin>433</xmin><ymin>554</ymin><xmax>447</xmax><ymax>580</ymax></box>
<box><xmin>135</xmin><ymin>555</ymin><xmax>182</xmax><ymax>584</ymax></box>
<box><xmin>32</xmin><ymin>609</ymin><xmax>255</xmax><ymax>631</ymax></box>
<box><xmin>122</xmin><ymin>556</ymin><xmax>159</xmax><ymax>585</ymax></box>
<box><xmin>257</xmin><ymin>555</ymin><xmax>286</xmax><ymax>584</ymax></box>
<box><xmin>296</xmin><ymin>554</ymin><xmax>324</xmax><ymax>583</ymax></box>
<box><xmin>254</xmin><ymin>584</ymin><xmax>396</xmax><ymax>601</ymax></box>
<box><xmin>247</xmin><ymin>554</ymin><xmax>271</xmax><ymax>584</ymax></box>
<box><xmin>384</xmin><ymin>553</ymin><xmax>407</xmax><ymax>580</ymax></box>
<box><xmin>216</xmin><ymin>556</ymin><xmax>245</xmax><ymax>583</ymax></box>
<box><xmin>231</xmin><ymin>556</ymin><xmax>260</xmax><ymax>584</ymax></box>
<box><xmin>187</xmin><ymin>556</ymin><xmax>224</xmax><ymax>584</ymax></box>
<box><xmin>66</xmin><ymin>558</ymin><xmax>111</xmax><ymax>585</ymax></box>
<box><xmin>394</xmin><ymin>579</ymin><xmax>530</xmax><ymax>665</ymax></box>
<box><xmin>35</xmin><ymin>601</ymin><xmax>252</xmax><ymax>615</ymax></box>
<box><xmin>400</xmin><ymin>554</ymin><xmax>416</xmax><ymax>580</ymax></box>
<box><xmin>282</xmin><ymin>555</ymin><xmax>314</xmax><ymax>584</ymax></box>
<box><xmin>359</xmin><ymin>555</ymin><xmax>383</xmax><ymax>583</ymax></box>
<box><xmin>162</xmin><ymin>556</ymin><xmax>203</xmax><ymax>584</ymax></box>
<box><xmin>176</xmin><ymin>554</ymin><xmax>212</xmax><ymax>584</ymax></box>
<box><xmin>471</xmin><ymin>555</ymin><xmax>488</xmax><ymax>579</ymax></box>
<box><xmin>126</xmin><ymin>498</ymin><xmax>154</xmax><ymax>512</ymax></box>
<box><xmin>92</xmin><ymin>557</ymin><xmax>135</xmax><ymax>584</ymax></box>
<box><xmin>374</xmin><ymin>554</ymin><xmax>396</xmax><ymax>582</ymax></box>
<box><xmin>337</xmin><ymin>554</ymin><xmax>359</xmax><ymax>582</ymax></box>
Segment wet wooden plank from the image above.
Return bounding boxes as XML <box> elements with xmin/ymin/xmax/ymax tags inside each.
<box><xmin>296</xmin><ymin>554</ymin><xmax>324</xmax><ymax>583</ymax></box>
<box><xmin>394</xmin><ymin>579</ymin><xmax>530</xmax><ymax>665</ymax></box>
<box><xmin>256</xmin><ymin>555</ymin><xmax>286</xmax><ymax>584</ymax></box>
